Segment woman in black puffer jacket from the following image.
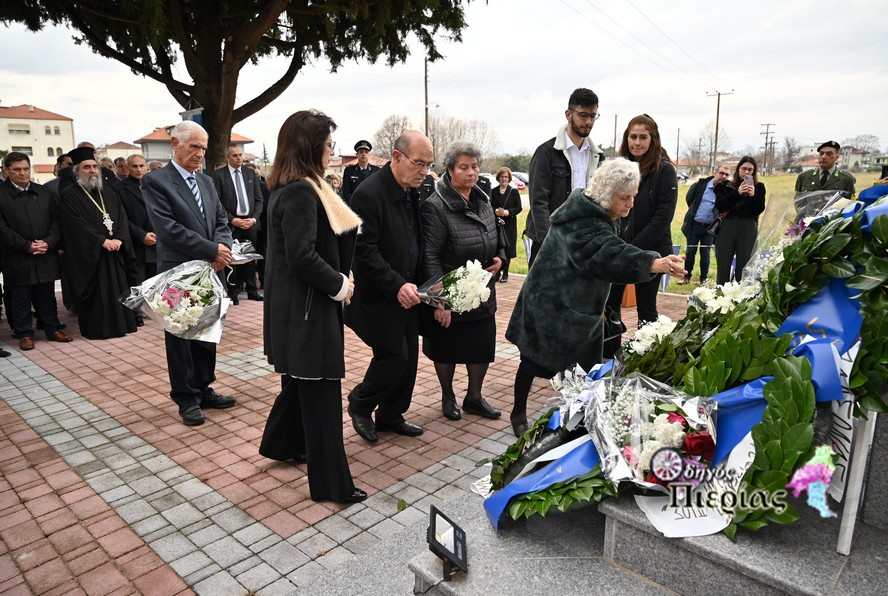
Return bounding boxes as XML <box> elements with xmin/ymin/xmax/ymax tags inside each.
<box><xmin>421</xmin><ymin>141</ymin><xmax>506</xmax><ymax>423</ymax></box>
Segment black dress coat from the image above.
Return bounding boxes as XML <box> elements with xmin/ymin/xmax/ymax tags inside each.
<box><xmin>344</xmin><ymin>164</ymin><xmax>423</xmax><ymax>353</ymax></box>
<box><xmin>0</xmin><ymin>180</ymin><xmax>61</xmax><ymax>286</ymax></box>
<box><xmin>117</xmin><ymin>176</ymin><xmax>156</xmax><ymax>282</ymax></box>
<box><xmin>489</xmin><ymin>184</ymin><xmax>523</xmax><ymax>259</ymax></box>
<box><xmin>619</xmin><ymin>157</ymin><xmax>678</xmax><ymax>257</ymax></box>
<box><xmin>263</xmin><ymin>181</ymin><xmax>358</xmax><ymax>379</ymax></box>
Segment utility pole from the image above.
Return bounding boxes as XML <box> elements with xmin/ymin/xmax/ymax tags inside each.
<box><xmin>424</xmin><ymin>57</ymin><xmax>429</xmax><ymax>135</ymax></box>
<box><xmin>612</xmin><ymin>115</ymin><xmax>618</xmax><ymax>157</ymax></box>
<box><xmin>767</xmin><ymin>140</ymin><xmax>778</xmax><ymax>175</ymax></box>
<box><xmin>706</xmin><ymin>90</ymin><xmax>733</xmax><ymax>169</ymax></box>
<box><xmin>676</xmin><ymin>127</ymin><xmax>680</xmax><ymax>163</ymax></box>
<box><xmin>760</xmin><ymin>123</ymin><xmax>775</xmax><ymax>175</ymax></box>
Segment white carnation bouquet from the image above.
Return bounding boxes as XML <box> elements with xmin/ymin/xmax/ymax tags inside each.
<box><xmin>120</xmin><ymin>260</ymin><xmax>230</xmax><ymax>343</ymax></box>
<box><xmin>626</xmin><ymin>315</ymin><xmax>677</xmax><ymax>357</ymax></box>
<box><xmin>417</xmin><ymin>259</ymin><xmax>492</xmax><ymax>313</ymax></box>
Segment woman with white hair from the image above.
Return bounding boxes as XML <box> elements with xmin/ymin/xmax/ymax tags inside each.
<box><xmin>505</xmin><ymin>157</ymin><xmax>686</xmax><ymax>436</ymax></box>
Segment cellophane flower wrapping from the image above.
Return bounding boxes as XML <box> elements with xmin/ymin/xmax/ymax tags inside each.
<box><xmin>417</xmin><ymin>259</ymin><xmax>492</xmax><ymax>313</ymax></box>
<box><xmin>584</xmin><ymin>373</ymin><xmax>717</xmax><ymax>492</ymax></box>
<box><xmin>120</xmin><ymin>260</ymin><xmax>229</xmax><ymax>343</ymax></box>
<box><xmin>230</xmin><ymin>239</ymin><xmax>264</xmax><ymax>265</ymax></box>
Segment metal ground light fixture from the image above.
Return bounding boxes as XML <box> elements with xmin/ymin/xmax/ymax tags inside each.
<box><xmin>427</xmin><ymin>505</ymin><xmax>468</xmax><ymax>581</ymax></box>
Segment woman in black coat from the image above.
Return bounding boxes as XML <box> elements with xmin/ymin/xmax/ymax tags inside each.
<box><xmin>714</xmin><ymin>156</ymin><xmax>766</xmax><ymax>285</ymax></box>
<box><xmin>259</xmin><ymin>109</ymin><xmax>367</xmax><ymax>504</ymax></box>
<box><xmin>490</xmin><ymin>166</ymin><xmax>523</xmax><ymax>282</ymax></box>
<box><xmin>603</xmin><ymin>114</ymin><xmax>678</xmax><ymax>359</ymax></box>
<box><xmin>421</xmin><ymin>142</ymin><xmax>506</xmax><ymax>422</ymax></box>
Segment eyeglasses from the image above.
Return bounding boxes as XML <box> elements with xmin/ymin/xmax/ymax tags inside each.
<box><xmin>571</xmin><ymin>110</ymin><xmax>600</xmax><ymax>121</ymax></box>
<box><xmin>326</xmin><ymin>141</ymin><xmax>336</xmax><ymax>150</ymax></box>
<box><xmin>400</xmin><ymin>152</ymin><xmax>434</xmax><ymax>171</ymax></box>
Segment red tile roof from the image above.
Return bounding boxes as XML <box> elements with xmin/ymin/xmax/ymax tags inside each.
<box><xmin>103</xmin><ymin>141</ymin><xmax>141</xmax><ymax>150</ymax></box>
<box><xmin>135</xmin><ymin>126</ymin><xmax>253</xmax><ymax>143</ymax></box>
<box><xmin>0</xmin><ymin>104</ymin><xmax>73</xmax><ymax>121</ymax></box>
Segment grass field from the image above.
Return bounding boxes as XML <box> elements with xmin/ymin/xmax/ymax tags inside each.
<box><xmin>508</xmin><ymin>172</ymin><xmax>881</xmax><ymax>293</ymax></box>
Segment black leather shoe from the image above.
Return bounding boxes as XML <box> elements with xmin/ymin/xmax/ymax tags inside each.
<box><xmin>0</xmin><ymin>348</ymin><xmax>10</xmax><ymax>358</ymax></box>
<box><xmin>294</xmin><ymin>454</ymin><xmax>307</xmax><ymax>464</ymax></box>
<box><xmin>343</xmin><ymin>488</ymin><xmax>368</xmax><ymax>503</ymax></box>
<box><xmin>202</xmin><ymin>391</ymin><xmax>237</xmax><ymax>409</ymax></box>
<box><xmin>512</xmin><ymin>422</ymin><xmax>529</xmax><ymax>437</ymax></box>
<box><xmin>499</xmin><ymin>273</ymin><xmax>509</xmax><ymax>283</ymax></box>
<box><xmin>463</xmin><ymin>397</ymin><xmax>501</xmax><ymax>419</ymax></box>
<box><xmin>230</xmin><ymin>295</ymin><xmax>240</xmax><ymax>305</ymax></box>
<box><xmin>181</xmin><ymin>405</ymin><xmax>205</xmax><ymax>426</ymax></box>
<box><xmin>442</xmin><ymin>398</ymin><xmax>461</xmax><ymax>421</ymax></box>
<box><xmin>375</xmin><ymin>420</ymin><xmax>425</xmax><ymax>437</ymax></box>
<box><xmin>247</xmin><ymin>292</ymin><xmax>264</xmax><ymax>302</ymax></box>
<box><xmin>349</xmin><ymin>405</ymin><xmax>378</xmax><ymax>443</ymax></box>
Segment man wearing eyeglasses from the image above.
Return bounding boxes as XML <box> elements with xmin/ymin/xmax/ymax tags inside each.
<box><xmin>345</xmin><ymin>130</ymin><xmax>434</xmax><ymax>443</ymax></box>
<box><xmin>342</xmin><ymin>140</ymin><xmax>381</xmax><ymax>205</ymax></box>
<box><xmin>525</xmin><ymin>88</ymin><xmax>605</xmax><ymax>266</ymax></box>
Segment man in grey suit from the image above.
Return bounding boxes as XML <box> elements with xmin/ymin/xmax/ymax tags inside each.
<box><xmin>142</xmin><ymin>121</ymin><xmax>236</xmax><ymax>427</ymax></box>
<box><xmin>210</xmin><ymin>144</ymin><xmax>264</xmax><ymax>304</ymax></box>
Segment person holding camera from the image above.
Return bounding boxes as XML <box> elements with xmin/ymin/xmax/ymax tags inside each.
<box><xmin>714</xmin><ymin>156</ymin><xmax>766</xmax><ymax>285</ymax></box>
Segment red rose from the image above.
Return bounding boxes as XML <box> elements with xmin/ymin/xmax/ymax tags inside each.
<box><xmin>667</xmin><ymin>412</ymin><xmax>688</xmax><ymax>428</ymax></box>
<box><xmin>683</xmin><ymin>430</ymin><xmax>715</xmax><ymax>462</ymax></box>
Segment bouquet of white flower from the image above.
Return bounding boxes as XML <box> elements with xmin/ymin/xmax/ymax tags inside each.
<box><xmin>584</xmin><ymin>373</ymin><xmax>717</xmax><ymax>491</ymax></box>
<box><xmin>417</xmin><ymin>259</ymin><xmax>493</xmax><ymax>313</ymax></box>
<box><xmin>120</xmin><ymin>260</ymin><xmax>230</xmax><ymax>343</ymax></box>
<box><xmin>626</xmin><ymin>315</ymin><xmax>677</xmax><ymax>357</ymax></box>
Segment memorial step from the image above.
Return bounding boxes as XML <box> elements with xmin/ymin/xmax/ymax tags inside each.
<box><xmin>600</xmin><ymin>494</ymin><xmax>888</xmax><ymax>595</ymax></box>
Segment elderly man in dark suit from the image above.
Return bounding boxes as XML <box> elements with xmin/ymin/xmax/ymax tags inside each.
<box><xmin>0</xmin><ymin>152</ymin><xmax>73</xmax><ymax>352</ymax></box>
<box><xmin>142</xmin><ymin>121</ymin><xmax>235</xmax><ymax>427</ymax></box>
<box><xmin>210</xmin><ymin>144</ymin><xmax>264</xmax><ymax>304</ymax></box>
<box><xmin>118</xmin><ymin>154</ymin><xmax>156</xmax><ymax>326</ymax></box>
<box><xmin>344</xmin><ymin>130</ymin><xmax>433</xmax><ymax>443</ymax></box>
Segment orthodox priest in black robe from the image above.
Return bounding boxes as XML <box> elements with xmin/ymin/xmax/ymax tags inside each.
<box><xmin>60</xmin><ymin>147</ymin><xmax>138</xmax><ymax>339</ymax></box>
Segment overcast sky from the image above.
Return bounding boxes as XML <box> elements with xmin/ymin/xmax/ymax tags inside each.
<box><xmin>2</xmin><ymin>0</ymin><xmax>886</xmax><ymax>161</ymax></box>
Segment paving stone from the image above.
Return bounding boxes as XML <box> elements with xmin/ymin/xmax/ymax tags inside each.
<box><xmin>228</xmin><ymin>554</ymin><xmax>262</xmax><ymax>576</ymax></box>
<box><xmin>160</xmin><ymin>503</ymin><xmax>205</xmax><ymax>529</ymax></box>
<box><xmin>149</xmin><ymin>532</ymin><xmax>196</xmax><ymax>562</ymax></box>
<box><xmin>193</xmin><ymin>570</ymin><xmax>244</xmax><ymax>596</ymax></box>
<box><xmin>258</xmin><ymin>540</ymin><xmax>309</xmax><ymax>575</ymax></box>
<box><xmin>129</xmin><ymin>476</ymin><xmax>168</xmax><ymax>498</ymax></box>
<box><xmin>391</xmin><ymin>505</ymin><xmax>428</xmax><ymax>528</ymax></box>
<box><xmin>346</xmin><ymin>507</ymin><xmax>386</xmax><ymax>530</ymax></box>
<box><xmin>130</xmin><ymin>514</ymin><xmax>169</xmax><ymax>537</ymax></box>
<box><xmin>188</xmin><ymin>524</ymin><xmax>228</xmax><ymax>548</ymax></box>
<box><xmin>233</xmin><ymin>522</ymin><xmax>274</xmax><ymax>546</ymax></box>
<box><xmin>250</xmin><ymin>534</ymin><xmax>281</xmax><ymax>554</ymax></box>
<box><xmin>115</xmin><ymin>500</ymin><xmax>158</xmax><ymax>525</ymax></box>
<box><xmin>286</xmin><ymin>560</ymin><xmax>327</xmax><ymax>588</ymax></box>
<box><xmin>211</xmin><ymin>507</ymin><xmax>255</xmax><ymax>533</ymax></box>
<box><xmin>366</xmin><ymin>518</ymin><xmax>405</xmax><ymax>540</ymax></box>
<box><xmin>172</xmin><ymin>478</ymin><xmax>214</xmax><ymax>500</ymax></box>
<box><xmin>295</xmin><ymin>532</ymin><xmax>337</xmax><ymax>560</ymax></box>
<box><xmin>169</xmin><ymin>550</ymin><xmax>214</xmax><ymax>578</ymax></box>
<box><xmin>313</xmin><ymin>545</ymin><xmax>354</xmax><ymax>571</ymax></box>
<box><xmin>342</xmin><ymin>530</ymin><xmax>381</xmax><ymax>556</ymax></box>
<box><xmin>314</xmin><ymin>515</ymin><xmax>361</xmax><ymax>543</ymax></box>
<box><xmin>203</xmin><ymin>536</ymin><xmax>252</xmax><ymax>568</ymax></box>
<box><xmin>235</xmin><ymin>561</ymin><xmax>281</xmax><ymax>592</ymax></box>
<box><xmin>405</xmin><ymin>472</ymin><xmax>447</xmax><ymax>494</ymax></box>
<box><xmin>256</xmin><ymin>577</ymin><xmax>299</xmax><ymax>596</ymax></box>
<box><xmin>185</xmin><ymin>562</ymin><xmax>222</xmax><ymax>586</ymax></box>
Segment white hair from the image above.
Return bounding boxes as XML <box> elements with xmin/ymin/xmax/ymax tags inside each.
<box><xmin>585</xmin><ymin>158</ymin><xmax>640</xmax><ymax>209</ymax></box>
<box><xmin>170</xmin><ymin>120</ymin><xmax>207</xmax><ymax>143</ymax></box>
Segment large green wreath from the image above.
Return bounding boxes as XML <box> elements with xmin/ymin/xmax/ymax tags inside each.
<box><xmin>489</xmin><ymin>199</ymin><xmax>888</xmax><ymax>536</ymax></box>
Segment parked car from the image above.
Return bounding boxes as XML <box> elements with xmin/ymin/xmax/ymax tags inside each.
<box><xmin>512</xmin><ymin>171</ymin><xmax>529</xmax><ymax>185</ymax></box>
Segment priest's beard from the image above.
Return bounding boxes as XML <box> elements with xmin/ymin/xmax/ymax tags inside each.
<box><xmin>77</xmin><ymin>171</ymin><xmax>103</xmax><ymax>191</ymax></box>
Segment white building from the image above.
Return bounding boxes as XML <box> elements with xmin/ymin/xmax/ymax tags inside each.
<box><xmin>0</xmin><ymin>104</ymin><xmax>75</xmax><ymax>182</ymax></box>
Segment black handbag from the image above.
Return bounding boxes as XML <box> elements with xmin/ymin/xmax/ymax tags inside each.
<box><xmin>603</xmin><ymin>306</ymin><xmax>627</xmax><ymax>342</ymax></box>
<box><xmin>495</xmin><ymin>216</ymin><xmax>509</xmax><ymax>249</ymax></box>
<box><xmin>707</xmin><ymin>213</ymin><xmax>726</xmax><ymax>236</ymax></box>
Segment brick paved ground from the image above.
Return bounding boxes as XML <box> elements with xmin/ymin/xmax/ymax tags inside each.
<box><xmin>0</xmin><ymin>277</ymin><xmax>689</xmax><ymax>594</ymax></box>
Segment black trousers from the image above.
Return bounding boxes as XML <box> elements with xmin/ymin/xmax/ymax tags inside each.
<box><xmin>260</xmin><ymin>376</ymin><xmax>355</xmax><ymax>502</ymax></box>
<box><xmin>7</xmin><ymin>282</ymin><xmax>62</xmax><ymax>338</ymax></box>
<box><xmin>165</xmin><ymin>331</ymin><xmax>216</xmax><ymax>410</ymax></box>
<box><xmin>602</xmin><ymin>276</ymin><xmax>662</xmax><ymax>359</ymax></box>
<box><xmin>228</xmin><ymin>226</ymin><xmax>259</xmax><ymax>294</ymax></box>
<box><xmin>349</xmin><ymin>313</ymin><xmax>418</xmax><ymax>426</ymax></box>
